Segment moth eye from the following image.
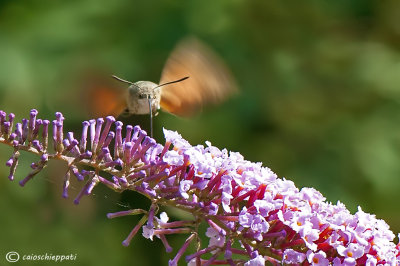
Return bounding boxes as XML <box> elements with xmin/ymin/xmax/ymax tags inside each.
<box><xmin>139</xmin><ymin>93</ymin><xmax>156</xmax><ymax>99</ymax></box>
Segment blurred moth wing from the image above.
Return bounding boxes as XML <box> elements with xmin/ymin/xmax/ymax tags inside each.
<box><xmin>83</xmin><ymin>73</ymin><xmax>128</xmax><ymax>118</ymax></box>
<box><xmin>159</xmin><ymin>38</ymin><xmax>238</xmax><ymax>117</ymax></box>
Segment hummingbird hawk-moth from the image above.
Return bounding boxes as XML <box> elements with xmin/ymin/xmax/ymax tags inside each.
<box><xmin>87</xmin><ymin>37</ymin><xmax>237</xmax><ymax>136</ymax></box>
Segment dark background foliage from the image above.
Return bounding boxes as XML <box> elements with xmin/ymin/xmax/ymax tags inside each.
<box><xmin>1</xmin><ymin>0</ymin><xmax>400</xmax><ymax>265</ymax></box>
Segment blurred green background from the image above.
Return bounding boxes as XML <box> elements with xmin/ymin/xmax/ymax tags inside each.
<box><xmin>1</xmin><ymin>0</ymin><xmax>400</xmax><ymax>265</ymax></box>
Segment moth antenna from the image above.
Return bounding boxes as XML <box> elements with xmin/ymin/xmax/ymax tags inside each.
<box><xmin>154</xmin><ymin>76</ymin><xmax>189</xmax><ymax>90</ymax></box>
<box><xmin>111</xmin><ymin>75</ymin><xmax>135</xmax><ymax>85</ymax></box>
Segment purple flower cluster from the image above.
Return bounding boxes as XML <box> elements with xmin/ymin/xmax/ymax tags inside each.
<box><xmin>1</xmin><ymin>109</ymin><xmax>399</xmax><ymax>265</ymax></box>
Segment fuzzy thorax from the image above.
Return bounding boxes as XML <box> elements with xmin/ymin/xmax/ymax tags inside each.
<box><xmin>127</xmin><ymin>81</ymin><xmax>161</xmax><ymax>115</ymax></box>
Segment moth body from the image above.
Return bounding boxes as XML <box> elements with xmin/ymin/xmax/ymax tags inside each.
<box><xmin>127</xmin><ymin>81</ymin><xmax>161</xmax><ymax>115</ymax></box>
